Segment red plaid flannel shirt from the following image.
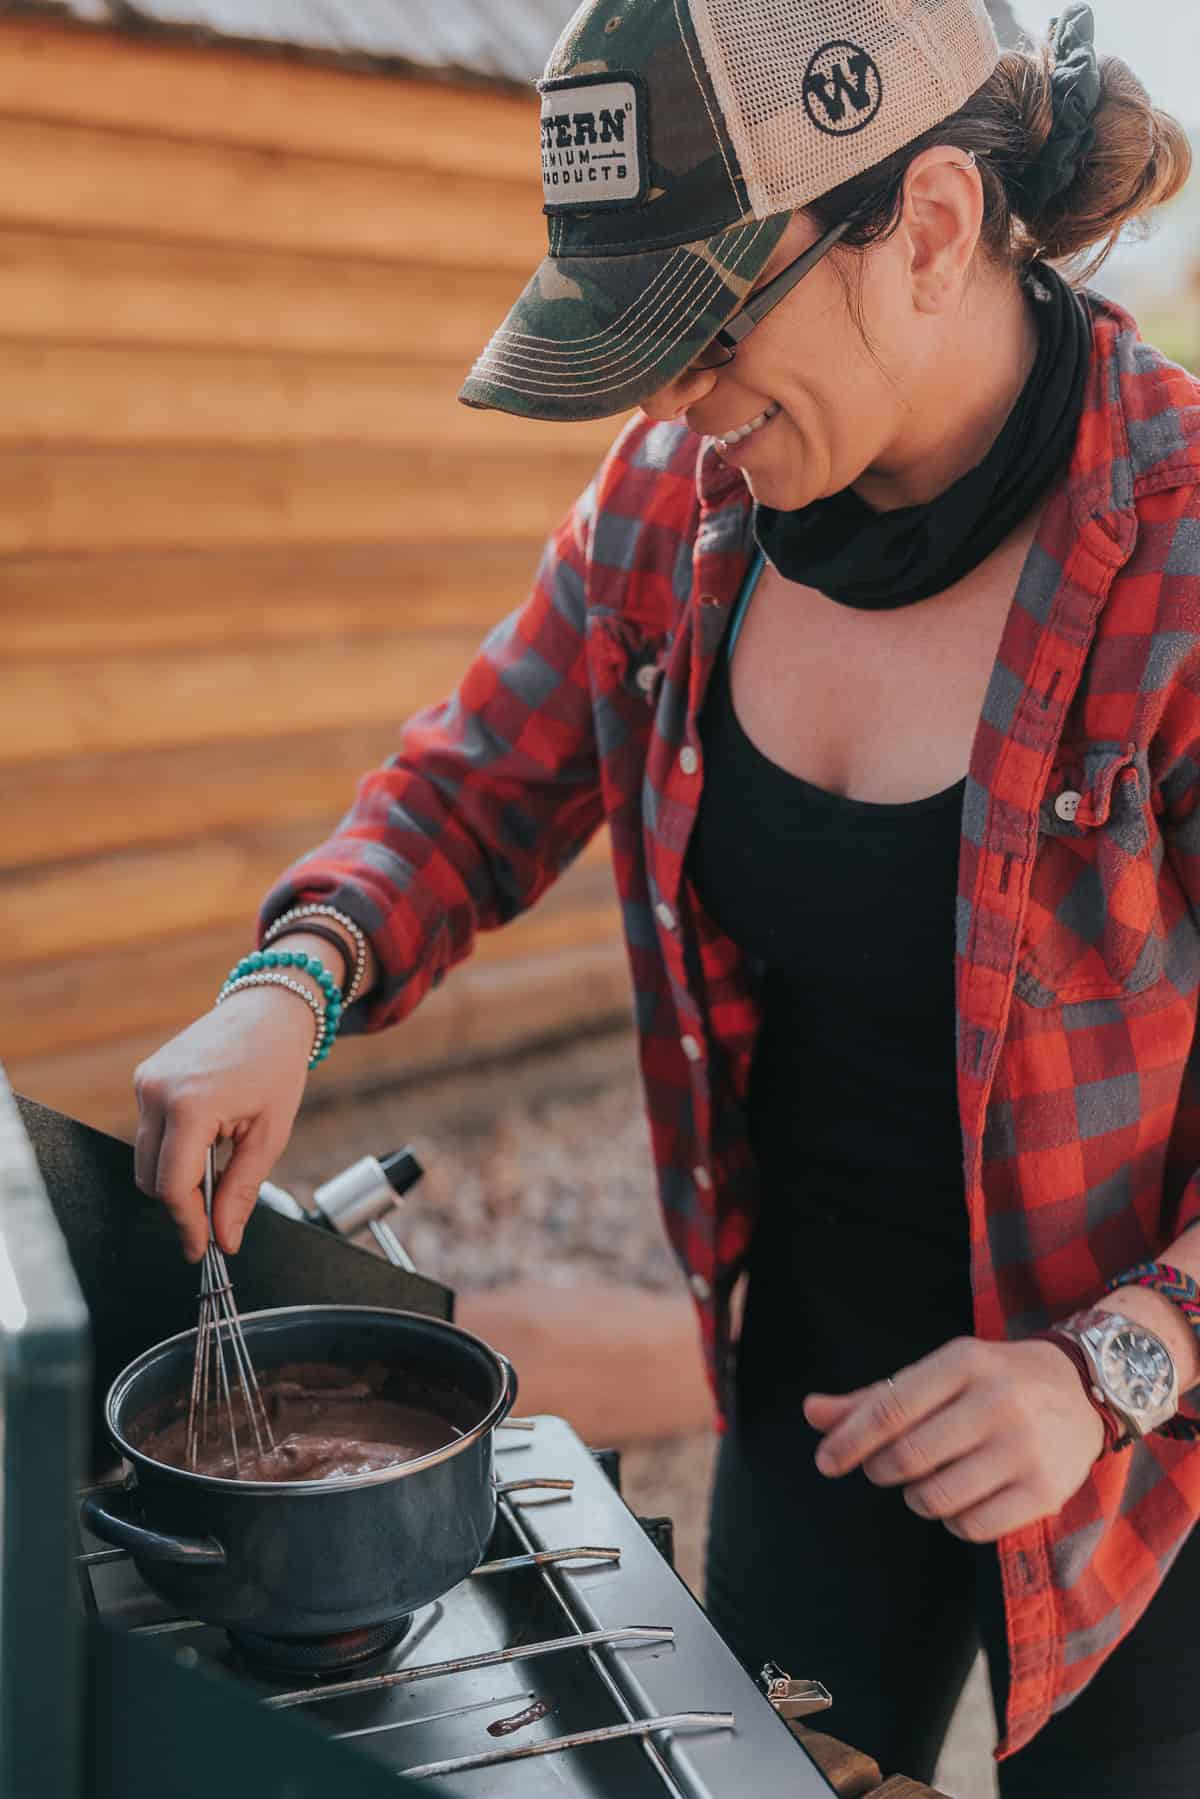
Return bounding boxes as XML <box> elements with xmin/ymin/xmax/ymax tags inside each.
<box><xmin>263</xmin><ymin>298</ymin><xmax>1200</xmax><ymax>1757</ymax></box>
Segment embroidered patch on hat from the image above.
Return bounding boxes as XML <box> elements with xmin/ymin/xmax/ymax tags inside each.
<box><xmin>802</xmin><ymin>41</ymin><xmax>884</xmax><ymax>137</ymax></box>
<box><xmin>539</xmin><ymin>73</ymin><xmax>648</xmax><ymax>212</ymax></box>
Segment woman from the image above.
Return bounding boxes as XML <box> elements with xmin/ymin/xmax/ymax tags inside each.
<box><xmin>133</xmin><ymin>0</ymin><xmax>1200</xmax><ymax>1790</ymax></box>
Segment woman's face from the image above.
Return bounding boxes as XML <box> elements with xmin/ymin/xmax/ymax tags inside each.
<box><xmin>638</xmin><ymin>152</ymin><xmax>988</xmax><ymax>512</ymax></box>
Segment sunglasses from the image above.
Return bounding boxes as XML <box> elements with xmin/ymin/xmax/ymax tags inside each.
<box><xmin>690</xmin><ymin>203</ymin><xmax>871</xmax><ymax>372</ymax></box>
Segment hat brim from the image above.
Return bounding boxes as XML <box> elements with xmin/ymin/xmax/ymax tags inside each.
<box><xmin>458</xmin><ymin>214</ymin><xmax>790</xmax><ymax>424</ymax></box>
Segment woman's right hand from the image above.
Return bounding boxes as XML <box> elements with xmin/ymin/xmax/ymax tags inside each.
<box><xmin>133</xmin><ymin>986</ymin><xmax>314</xmax><ymax>1262</ymax></box>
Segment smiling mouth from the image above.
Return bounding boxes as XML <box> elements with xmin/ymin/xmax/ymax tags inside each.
<box><xmin>713</xmin><ymin>402</ymin><xmax>781</xmax><ymax>449</ymax></box>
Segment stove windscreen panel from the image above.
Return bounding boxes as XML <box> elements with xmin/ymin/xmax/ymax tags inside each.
<box><xmin>14</xmin><ymin>1093</ymin><xmax>453</xmax><ymax>1470</ymax></box>
<box><xmin>0</xmin><ymin>1067</ymin><xmax>91</xmax><ymax>1799</ymax></box>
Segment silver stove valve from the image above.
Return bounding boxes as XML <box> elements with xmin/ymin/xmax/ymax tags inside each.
<box><xmin>757</xmin><ymin>1663</ymin><xmax>832</xmax><ymax>1720</ymax></box>
<box><xmin>256</xmin><ymin>1148</ymin><xmax>423</xmax><ymax>1272</ymax></box>
<box><xmin>313</xmin><ymin>1149</ymin><xmax>422</xmax><ymax>1271</ymax></box>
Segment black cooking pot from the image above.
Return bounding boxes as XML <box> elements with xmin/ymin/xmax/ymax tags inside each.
<box><xmin>80</xmin><ymin>1306</ymin><xmax>516</xmax><ymax>1639</ymax></box>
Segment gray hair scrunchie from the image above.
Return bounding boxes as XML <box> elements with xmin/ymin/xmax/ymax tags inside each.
<box><xmin>1012</xmin><ymin>3</ymin><xmax>1103</xmax><ymax>217</ymax></box>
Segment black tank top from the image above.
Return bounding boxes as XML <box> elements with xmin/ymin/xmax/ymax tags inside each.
<box><xmin>687</xmin><ymin>557</ymin><xmax>973</xmax><ymax>1341</ymax></box>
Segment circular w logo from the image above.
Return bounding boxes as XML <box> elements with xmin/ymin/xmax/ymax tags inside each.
<box><xmin>803</xmin><ymin>41</ymin><xmax>883</xmax><ymax>137</ymax></box>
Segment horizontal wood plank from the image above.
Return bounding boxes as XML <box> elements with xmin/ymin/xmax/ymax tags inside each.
<box><xmin>3</xmin><ymin>721</ymin><xmax>615</xmax><ymax>872</ymax></box>
<box><xmin>0</xmin><ymin>229</ymin><xmax>527</xmax><ymax>356</ymax></box>
<box><xmin>8</xmin><ymin>940</ymin><xmax>634</xmax><ymax>1139</ymax></box>
<box><xmin>0</xmin><ymin>444</ymin><xmax>599</xmax><ymax>555</ymax></box>
<box><xmin>3</xmin><ymin>822</ymin><xmax>612</xmax><ymax>966</ymax></box>
<box><xmin>0</xmin><ymin>19</ymin><xmax>539</xmax><ymax>179</ymax></box>
<box><xmin>1</xmin><ymin>631</ymin><xmax>482</xmax><ymax>763</ymax></box>
<box><xmin>0</xmin><ymin>726</ymin><xmax>405</xmax><ymax>869</ymax></box>
<box><xmin>0</xmin><ymin>116</ymin><xmax>544</xmax><ymax>270</ymax></box>
<box><xmin>0</xmin><ymin>341</ymin><xmax>619</xmax><ymax>455</ymax></box>
<box><xmin>0</xmin><ymin>539</ymin><xmax>552</xmax><ymax>658</ymax></box>
<box><xmin>5</xmin><ymin>858</ymin><xmax>621</xmax><ymax>1059</ymax></box>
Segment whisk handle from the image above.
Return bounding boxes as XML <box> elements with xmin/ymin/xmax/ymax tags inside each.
<box><xmin>81</xmin><ymin>1487</ymin><xmax>226</xmax><ymax>1567</ymax></box>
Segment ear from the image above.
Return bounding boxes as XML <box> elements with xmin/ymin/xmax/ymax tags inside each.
<box><xmin>896</xmin><ymin>145</ymin><xmax>984</xmax><ymax>314</ymax></box>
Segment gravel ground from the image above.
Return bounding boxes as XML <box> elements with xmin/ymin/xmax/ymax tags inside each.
<box><xmin>276</xmin><ymin>1027</ymin><xmax>997</xmax><ymax>1797</ymax></box>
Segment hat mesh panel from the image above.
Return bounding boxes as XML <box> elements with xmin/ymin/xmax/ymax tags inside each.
<box><xmin>687</xmin><ymin>0</ymin><xmax>999</xmax><ymax>218</ymax></box>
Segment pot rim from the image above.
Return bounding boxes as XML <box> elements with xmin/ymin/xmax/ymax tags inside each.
<box><xmin>105</xmin><ymin>1304</ymin><xmax>515</xmax><ymax>1496</ymax></box>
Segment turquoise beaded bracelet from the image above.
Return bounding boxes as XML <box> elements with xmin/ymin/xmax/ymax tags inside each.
<box><xmin>217</xmin><ymin>951</ymin><xmax>344</xmax><ymax>1068</ymax></box>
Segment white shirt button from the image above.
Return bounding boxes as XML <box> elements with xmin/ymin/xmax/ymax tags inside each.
<box><xmin>636</xmin><ymin>663</ymin><xmax>658</xmax><ymax>693</ymax></box>
<box><xmin>655</xmin><ymin>901</ymin><xmax>676</xmax><ymax>932</ymax></box>
<box><xmin>693</xmin><ymin>1165</ymin><xmax>713</xmax><ymax>1191</ymax></box>
<box><xmin>680</xmin><ymin>1034</ymin><xmax>702</xmax><ymax>1062</ymax></box>
<box><xmin>679</xmin><ymin>746</ymin><xmax>699</xmax><ymax>776</ymax></box>
<box><xmin>689</xmin><ymin>1272</ymin><xmax>712</xmax><ymax>1302</ymax></box>
<box><xmin>1054</xmin><ymin>789</ymin><xmax>1082</xmax><ymax>822</ymax></box>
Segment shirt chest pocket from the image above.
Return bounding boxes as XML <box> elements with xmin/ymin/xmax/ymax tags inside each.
<box><xmin>588</xmin><ymin>613</ymin><xmax>672</xmax><ymax>715</ymax></box>
<box><xmin>1016</xmin><ymin>745</ymin><xmax>1165</xmax><ymax>1008</ymax></box>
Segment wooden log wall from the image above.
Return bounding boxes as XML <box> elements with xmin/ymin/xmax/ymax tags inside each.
<box><xmin>0</xmin><ymin>18</ymin><xmax>632</xmax><ymax>1136</ymax></box>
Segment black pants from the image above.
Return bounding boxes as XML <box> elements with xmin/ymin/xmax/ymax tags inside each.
<box><xmin>707</xmin><ymin>1411</ymin><xmax>1200</xmax><ymax>1797</ymax></box>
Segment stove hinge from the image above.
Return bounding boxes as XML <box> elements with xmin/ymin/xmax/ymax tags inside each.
<box><xmin>758</xmin><ymin>1662</ymin><xmax>833</xmax><ymax>1720</ymax></box>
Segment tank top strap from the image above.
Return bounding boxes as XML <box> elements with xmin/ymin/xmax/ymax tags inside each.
<box><xmin>725</xmin><ymin>549</ymin><xmax>766</xmax><ymax>663</ymax></box>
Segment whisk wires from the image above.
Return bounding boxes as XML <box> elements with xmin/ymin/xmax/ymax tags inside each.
<box><xmin>185</xmin><ymin>1146</ymin><xmax>275</xmax><ymax>1474</ymax></box>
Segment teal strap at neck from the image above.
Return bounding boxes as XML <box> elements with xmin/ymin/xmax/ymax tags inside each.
<box><xmin>726</xmin><ymin>550</ymin><xmax>765</xmax><ymax>662</ymax></box>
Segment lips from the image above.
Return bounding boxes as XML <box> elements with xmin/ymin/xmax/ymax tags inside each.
<box><xmin>713</xmin><ymin>402</ymin><xmax>781</xmax><ymax>449</ymax></box>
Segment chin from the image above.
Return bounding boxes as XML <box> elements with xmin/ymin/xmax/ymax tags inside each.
<box><xmin>740</xmin><ymin>466</ymin><xmax>823</xmax><ymax>511</ymax></box>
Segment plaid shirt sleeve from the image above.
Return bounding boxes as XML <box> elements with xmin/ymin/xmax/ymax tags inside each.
<box><xmin>258</xmin><ymin>476</ymin><xmax>607</xmax><ymax>1032</ymax></box>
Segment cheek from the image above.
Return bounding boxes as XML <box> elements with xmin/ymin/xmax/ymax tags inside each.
<box><xmin>773</xmin><ymin>359</ymin><xmax>900</xmax><ymax>487</ymax></box>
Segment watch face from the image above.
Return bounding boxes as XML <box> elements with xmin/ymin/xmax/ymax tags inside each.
<box><xmin>1100</xmin><ymin>1327</ymin><xmax>1174</xmax><ymax>1415</ymax></box>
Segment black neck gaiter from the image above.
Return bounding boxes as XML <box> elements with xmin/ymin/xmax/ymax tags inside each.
<box><xmin>753</xmin><ymin>263</ymin><xmax>1092</xmax><ymax>610</ymax></box>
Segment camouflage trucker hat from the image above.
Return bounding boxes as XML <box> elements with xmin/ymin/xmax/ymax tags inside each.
<box><xmin>459</xmin><ymin>0</ymin><xmax>1000</xmax><ymax>422</ymax></box>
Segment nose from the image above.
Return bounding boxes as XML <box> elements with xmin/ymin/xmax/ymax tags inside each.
<box><xmin>639</xmin><ymin>361</ymin><xmax>721</xmax><ymax>424</ymax></box>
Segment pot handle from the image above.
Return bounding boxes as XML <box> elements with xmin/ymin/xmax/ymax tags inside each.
<box><xmin>80</xmin><ymin>1486</ymin><xmax>226</xmax><ymax>1567</ymax></box>
<box><xmin>497</xmin><ymin>1352</ymin><xmax>518</xmax><ymax>1424</ymax></box>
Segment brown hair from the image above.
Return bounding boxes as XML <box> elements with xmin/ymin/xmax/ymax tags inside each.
<box><xmin>807</xmin><ymin>36</ymin><xmax>1192</xmax><ymax>285</ymax></box>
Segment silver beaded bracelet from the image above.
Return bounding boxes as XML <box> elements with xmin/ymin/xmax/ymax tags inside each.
<box><xmin>216</xmin><ymin>971</ymin><xmax>326</xmax><ymax>1066</ymax></box>
<box><xmin>263</xmin><ymin>904</ymin><xmax>368</xmax><ymax>1005</ymax></box>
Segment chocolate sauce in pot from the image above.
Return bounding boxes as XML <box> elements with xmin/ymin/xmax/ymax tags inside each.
<box><xmin>133</xmin><ymin>1361</ymin><xmax>461</xmax><ymax>1482</ymax></box>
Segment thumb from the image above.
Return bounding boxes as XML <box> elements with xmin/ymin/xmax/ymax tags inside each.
<box><xmin>212</xmin><ymin>1116</ymin><xmax>278</xmax><ymax>1256</ymax></box>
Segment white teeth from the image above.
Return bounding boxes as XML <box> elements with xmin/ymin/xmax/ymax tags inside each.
<box><xmin>715</xmin><ymin>402</ymin><xmax>780</xmax><ymax>449</ymax></box>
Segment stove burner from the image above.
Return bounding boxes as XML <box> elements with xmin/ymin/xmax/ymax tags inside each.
<box><xmin>229</xmin><ymin>1615</ymin><xmax>413</xmax><ymax>1678</ymax></box>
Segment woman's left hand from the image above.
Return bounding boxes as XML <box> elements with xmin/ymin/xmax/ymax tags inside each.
<box><xmin>803</xmin><ymin>1335</ymin><xmax>1108</xmax><ymax>1542</ymax></box>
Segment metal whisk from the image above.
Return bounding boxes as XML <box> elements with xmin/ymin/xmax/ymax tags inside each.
<box><xmin>185</xmin><ymin>1145</ymin><xmax>276</xmax><ymax>1474</ymax></box>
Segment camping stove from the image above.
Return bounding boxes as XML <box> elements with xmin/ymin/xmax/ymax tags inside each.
<box><xmin>79</xmin><ymin>1415</ymin><xmax>836</xmax><ymax>1795</ymax></box>
<box><xmin>3</xmin><ymin>1077</ymin><xmax>836</xmax><ymax>1798</ymax></box>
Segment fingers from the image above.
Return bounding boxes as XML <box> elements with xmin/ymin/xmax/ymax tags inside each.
<box><xmin>802</xmin><ymin>1388</ymin><xmax>866</xmax><ymax>1428</ymax></box>
<box><xmin>902</xmin><ymin>1439</ymin><xmax>1013</xmax><ymax>1525</ymax></box>
<box><xmin>212</xmin><ymin>1114</ymin><xmax>278</xmax><ymax>1256</ymax></box>
<box><xmin>941</xmin><ymin>1483</ymin><xmax>1033</xmax><ymax>1543</ymax></box>
<box><xmin>861</xmin><ymin>1389</ymin><xmax>982</xmax><ymax>1489</ymax></box>
<box><xmin>154</xmin><ymin>1110</ymin><xmax>214</xmax><ymax>1263</ymax></box>
<box><xmin>809</xmin><ymin>1338</ymin><xmax>978</xmax><ymax>1477</ymax></box>
<box><xmin>133</xmin><ymin>1087</ymin><xmax>165</xmax><ymax>1201</ymax></box>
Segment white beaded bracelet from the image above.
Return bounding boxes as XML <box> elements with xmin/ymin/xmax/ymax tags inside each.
<box><xmin>216</xmin><ymin>972</ymin><xmax>326</xmax><ymax>1066</ymax></box>
<box><xmin>263</xmin><ymin>904</ymin><xmax>368</xmax><ymax>1005</ymax></box>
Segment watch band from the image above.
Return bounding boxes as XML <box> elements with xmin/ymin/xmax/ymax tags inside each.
<box><xmin>1031</xmin><ymin>1328</ymin><xmax>1131</xmax><ymax>1454</ymax></box>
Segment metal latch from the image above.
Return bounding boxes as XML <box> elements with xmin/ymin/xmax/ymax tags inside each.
<box><xmin>758</xmin><ymin>1663</ymin><xmax>833</xmax><ymax>1720</ymax></box>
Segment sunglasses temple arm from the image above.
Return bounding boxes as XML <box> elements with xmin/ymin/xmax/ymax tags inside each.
<box><xmin>722</xmin><ymin>210</ymin><xmax>863</xmax><ymax>345</ymax></box>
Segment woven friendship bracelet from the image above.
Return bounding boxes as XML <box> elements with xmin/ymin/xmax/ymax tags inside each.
<box><xmin>264</xmin><ymin>905</ymin><xmax>368</xmax><ymax>1005</ymax></box>
<box><xmin>1103</xmin><ymin>1262</ymin><xmax>1200</xmax><ymax>1442</ymax></box>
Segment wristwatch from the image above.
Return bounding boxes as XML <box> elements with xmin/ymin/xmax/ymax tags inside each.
<box><xmin>1039</xmin><ymin>1308</ymin><xmax>1178</xmax><ymax>1450</ymax></box>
